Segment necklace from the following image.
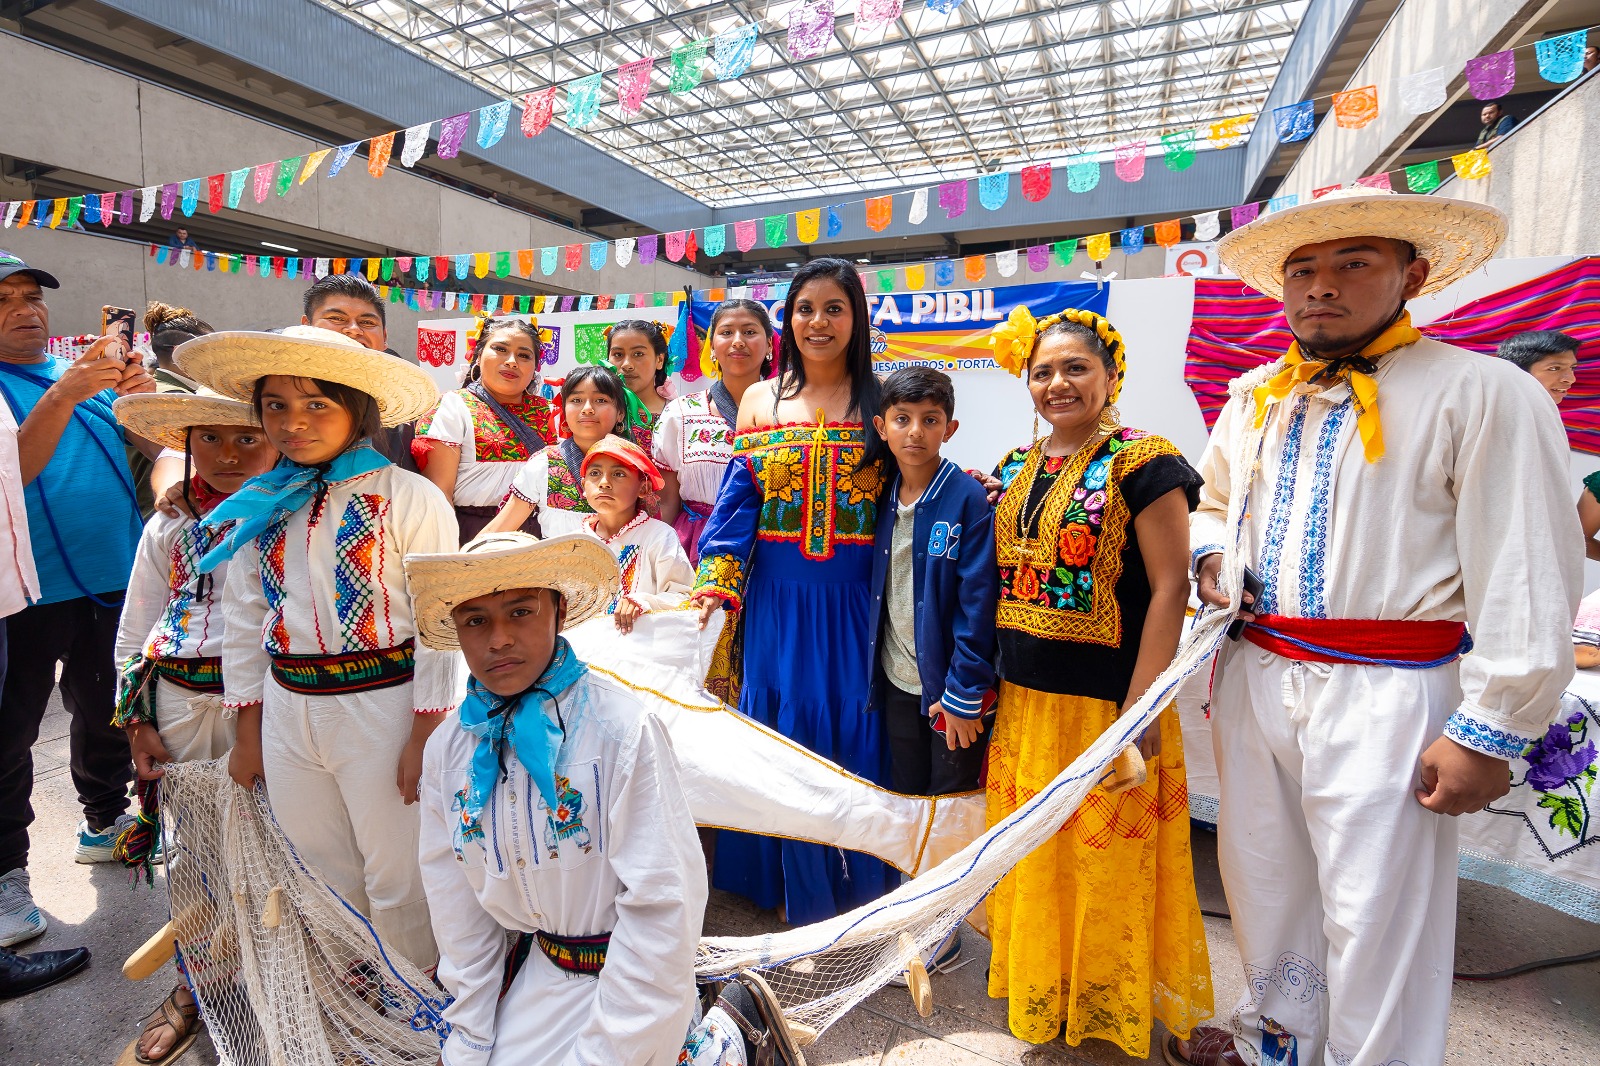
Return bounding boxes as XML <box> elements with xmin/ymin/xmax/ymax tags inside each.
<box><xmin>1014</xmin><ymin>430</ymin><xmax>1108</xmax><ymax>566</ymax></box>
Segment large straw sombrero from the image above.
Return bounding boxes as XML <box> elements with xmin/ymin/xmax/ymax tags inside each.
<box><xmin>174</xmin><ymin>325</ymin><xmax>439</xmax><ymax>427</ymax></box>
<box><xmin>404</xmin><ymin>532</ymin><xmax>621</xmax><ymax>650</ymax></box>
<box><xmin>1217</xmin><ymin>188</ymin><xmax>1506</xmax><ymax>301</ymax></box>
<box><xmin>113</xmin><ymin>388</ymin><xmax>260</xmax><ymax>451</ymax></box>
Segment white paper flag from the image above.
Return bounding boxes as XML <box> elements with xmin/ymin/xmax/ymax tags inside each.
<box><xmin>615</xmin><ymin>237</ymin><xmax>635</xmax><ymax>267</ymax></box>
<box><xmin>1399</xmin><ymin>67</ymin><xmax>1448</xmax><ymax>115</ymax></box>
<box><xmin>2</xmin><ymin>202</ymin><xmax>17</xmax><ymax>228</ymax></box>
<box><xmin>1192</xmin><ymin>210</ymin><xmax>1220</xmax><ymax>241</ymax></box>
<box><xmin>314</xmin><ymin>257</ymin><xmax>330</xmax><ymax>277</ymax></box>
<box><xmin>400</xmin><ymin>122</ymin><xmax>432</xmax><ymax>167</ymax></box>
<box><xmin>139</xmin><ymin>186</ymin><xmax>157</xmax><ymax>223</ymax></box>
<box><xmin>995</xmin><ymin>249</ymin><xmax>1018</xmax><ymax>277</ymax></box>
<box><xmin>908</xmin><ymin>188</ymin><xmax>929</xmax><ymax>225</ymax></box>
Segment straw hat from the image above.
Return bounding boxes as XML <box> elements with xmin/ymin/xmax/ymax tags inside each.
<box><xmin>1217</xmin><ymin>188</ymin><xmax>1506</xmax><ymax>301</ymax></box>
<box><xmin>174</xmin><ymin>325</ymin><xmax>439</xmax><ymax>427</ymax></box>
<box><xmin>404</xmin><ymin>531</ymin><xmax>621</xmax><ymax>651</ymax></box>
<box><xmin>113</xmin><ymin>388</ymin><xmax>260</xmax><ymax>451</ymax></box>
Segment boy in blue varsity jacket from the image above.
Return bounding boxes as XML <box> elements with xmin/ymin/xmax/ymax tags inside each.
<box><xmin>867</xmin><ymin>367</ymin><xmax>999</xmax><ymax>799</ymax></box>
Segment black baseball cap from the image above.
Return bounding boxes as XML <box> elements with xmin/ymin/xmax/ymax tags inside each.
<box><xmin>0</xmin><ymin>250</ymin><xmax>60</xmax><ymax>289</ymax></box>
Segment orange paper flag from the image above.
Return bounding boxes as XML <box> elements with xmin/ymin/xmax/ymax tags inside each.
<box><xmin>16</xmin><ymin>201</ymin><xmax>35</xmax><ymax>227</ymax></box>
<box><xmin>865</xmin><ymin>196</ymin><xmax>892</xmax><ymax>233</ymax></box>
<box><xmin>964</xmin><ymin>255</ymin><xmax>985</xmax><ymax>282</ymax></box>
<box><xmin>516</xmin><ymin>249</ymin><xmax>534</xmax><ymax>277</ymax></box>
<box><xmin>1332</xmin><ymin>86</ymin><xmax>1379</xmax><ymax>129</ymax></box>
<box><xmin>796</xmin><ymin>208</ymin><xmax>821</xmax><ymax>243</ymax></box>
<box><xmin>367</xmin><ymin>132</ymin><xmax>396</xmax><ymax>178</ymax></box>
<box><xmin>1153</xmin><ymin>219</ymin><xmax>1182</xmax><ymax>248</ymax></box>
<box><xmin>299</xmin><ymin>149</ymin><xmax>331</xmax><ymax>184</ymax></box>
<box><xmin>1086</xmin><ymin>232</ymin><xmax>1111</xmax><ymax>261</ymax></box>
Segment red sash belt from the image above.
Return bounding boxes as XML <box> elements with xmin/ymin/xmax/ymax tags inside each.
<box><xmin>1244</xmin><ymin>614</ymin><xmax>1471</xmax><ymax>669</ymax></box>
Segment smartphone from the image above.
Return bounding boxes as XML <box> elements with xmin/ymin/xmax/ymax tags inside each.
<box><xmin>101</xmin><ymin>305</ymin><xmax>137</xmax><ymax>363</ymax></box>
<box><xmin>1227</xmin><ymin>565</ymin><xmax>1265</xmax><ymax>640</ymax></box>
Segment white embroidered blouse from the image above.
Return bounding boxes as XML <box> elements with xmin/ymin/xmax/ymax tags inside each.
<box><xmin>651</xmin><ymin>391</ymin><xmax>735</xmax><ymax>511</ymax></box>
<box><xmin>582</xmin><ymin>510</ymin><xmax>694</xmax><ymax>614</ymax></box>
<box><xmin>1191</xmin><ymin>336</ymin><xmax>1583</xmax><ymax>759</ymax></box>
<box><xmin>220</xmin><ymin>465</ymin><xmax>463</xmax><ymax>714</ymax></box>
<box><xmin>115</xmin><ymin>511</ymin><xmax>232</xmax><ymax>664</ymax></box>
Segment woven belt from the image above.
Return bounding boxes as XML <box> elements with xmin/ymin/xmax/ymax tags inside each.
<box><xmin>269</xmin><ymin>640</ymin><xmax>415</xmax><ymax>695</ymax></box>
<box><xmin>1244</xmin><ymin>615</ymin><xmax>1472</xmax><ymax>670</ymax></box>
<box><xmin>152</xmin><ymin>655</ymin><xmax>224</xmax><ymax>693</ymax></box>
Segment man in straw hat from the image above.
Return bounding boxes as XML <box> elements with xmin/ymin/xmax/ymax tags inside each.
<box><xmin>1173</xmin><ymin>190</ymin><xmax>1582</xmax><ymax>1066</ymax></box>
<box><xmin>405</xmin><ymin>531</ymin><xmax>804</xmax><ymax>1066</ymax></box>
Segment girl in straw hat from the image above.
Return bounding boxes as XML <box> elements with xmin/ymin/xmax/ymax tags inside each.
<box><xmin>653</xmin><ymin>299</ymin><xmax>774</xmax><ymax>564</ymax></box>
<box><xmin>578</xmin><ymin>435</ymin><xmax>693</xmax><ymax>633</ymax></box>
<box><xmin>175</xmin><ymin>325</ymin><xmax>460</xmax><ymax>971</ymax></box>
<box><xmin>110</xmin><ymin>389</ymin><xmax>278</xmax><ymax>1066</ymax></box>
<box><xmin>981</xmin><ymin>307</ymin><xmax>1212</xmax><ymax>1057</ymax></box>
<box><xmin>405</xmin><ymin>531</ymin><xmax>804</xmax><ymax>1066</ymax></box>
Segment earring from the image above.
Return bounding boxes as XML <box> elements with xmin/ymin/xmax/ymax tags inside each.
<box><xmin>1031</xmin><ymin>410</ymin><xmax>1041</xmax><ymax>441</ymax></box>
<box><xmin>1097</xmin><ymin>402</ymin><xmax>1122</xmax><ymax>435</ymax></box>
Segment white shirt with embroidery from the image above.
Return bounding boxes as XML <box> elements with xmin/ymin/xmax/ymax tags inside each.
<box><xmin>651</xmin><ymin>391</ymin><xmax>735</xmax><ymax>511</ymax></box>
<box><xmin>1192</xmin><ymin>336</ymin><xmax>1583</xmax><ymax>759</ymax></box>
<box><xmin>115</xmin><ymin>510</ymin><xmax>232</xmax><ymax>664</ymax></box>
<box><xmin>419</xmin><ymin>670</ymin><xmax>707</xmax><ymax>1066</ymax></box>
<box><xmin>507</xmin><ymin>450</ymin><xmax>591</xmax><ymax>538</ymax></box>
<box><xmin>582</xmin><ymin>510</ymin><xmax>694</xmax><ymax>614</ymax></box>
<box><xmin>220</xmin><ymin>464</ymin><xmax>462</xmax><ymax>713</ymax></box>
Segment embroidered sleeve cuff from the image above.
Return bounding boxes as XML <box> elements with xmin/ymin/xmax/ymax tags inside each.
<box><xmin>692</xmin><ymin>553</ymin><xmax>746</xmax><ymax>612</ymax></box>
<box><xmin>221</xmin><ymin>696</ymin><xmax>262</xmax><ymax>710</ymax></box>
<box><xmin>414</xmin><ymin>705</ymin><xmax>453</xmax><ymax>716</ymax></box>
<box><xmin>938</xmin><ymin>689</ymin><xmax>984</xmax><ymax>719</ymax></box>
<box><xmin>508</xmin><ymin>483</ymin><xmax>536</xmax><ymax>505</ymax></box>
<box><xmin>1443</xmin><ymin>709</ymin><xmax>1537</xmax><ymax>761</ymax></box>
<box><xmin>1190</xmin><ymin>545</ymin><xmax>1223</xmax><ymax>576</ymax></box>
<box><xmin>621</xmin><ymin>593</ymin><xmax>650</xmax><ymax>613</ymax></box>
<box><xmin>442</xmin><ymin>1029</ymin><xmax>493</xmax><ymax>1066</ymax></box>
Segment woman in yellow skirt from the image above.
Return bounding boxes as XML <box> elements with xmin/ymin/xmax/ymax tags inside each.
<box><xmin>983</xmin><ymin>307</ymin><xmax>1213</xmax><ymax>1056</ymax></box>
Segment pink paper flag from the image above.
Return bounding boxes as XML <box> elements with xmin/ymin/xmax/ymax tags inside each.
<box><xmin>1114</xmin><ymin>142</ymin><xmax>1146</xmax><ymax>182</ymax></box>
<box><xmin>937</xmin><ymin>180</ymin><xmax>966</xmax><ymax>219</ymax></box>
<box><xmin>253</xmin><ymin>163</ymin><xmax>275</xmax><ymax>203</ymax></box>
<box><xmin>618</xmin><ymin>57</ymin><xmax>656</xmax><ymax>116</ymax></box>
<box><xmin>522</xmin><ymin>88</ymin><xmax>558</xmax><ymax>137</ymax></box>
<box><xmin>1353</xmin><ymin>172</ymin><xmax>1393</xmax><ymax>191</ymax></box>
<box><xmin>735</xmin><ymin>219</ymin><xmax>758</xmax><ymax>252</ymax></box>
<box><xmin>856</xmin><ymin>0</ymin><xmax>902</xmax><ymax>32</ymax></box>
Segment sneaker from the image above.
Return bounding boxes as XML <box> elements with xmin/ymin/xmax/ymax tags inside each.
<box><xmin>75</xmin><ymin>813</ymin><xmax>164</xmax><ymax>865</ymax></box>
<box><xmin>888</xmin><ymin>930</ymin><xmax>965</xmax><ymax>988</ymax></box>
<box><xmin>0</xmin><ymin>869</ymin><xmax>46</xmax><ymax>948</ymax></box>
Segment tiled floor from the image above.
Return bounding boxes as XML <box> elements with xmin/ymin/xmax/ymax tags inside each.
<box><xmin>3</xmin><ymin>695</ymin><xmax>1599</xmax><ymax>1065</ymax></box>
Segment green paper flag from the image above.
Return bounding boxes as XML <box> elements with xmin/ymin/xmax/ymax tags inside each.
<box><xmin>380</xmin><ymin>258</ymin><xmax>394</xmax><ymax>281</ymax></box>
<box><xmin>517</xmin><ymin>295</ymin><xmax>531</xmax><ymax>314</ymax></box>
<box><xmin>1404</xmin><ymin>161</ymin><xmax>1440</xmax><ymax>193</ymax></box>
<box><xmin>653</xmin><ymin>292</ymin><xmax>668</xmax><ymax>307</ymax></box>
<box><xmin>1052</xmin><ymin>239</ymin><xmax>1078</xmax><ymax>266</ymax></box>
<box><xmin>670</xmin><ymin>41</ymin><xmax>708</xmax><ymax>95</ymax></box>
<box><xmin>276</xmin><ymin>157</ymin><xmax>301</xmax><ymax>197</ymax></box>
<box><xmin>495</xmin><ymin>251</ymin><xmax>511</xmax><ymax>279</ymax></box>
<box><xmin>65</xmin><ymin>197</ymin><xmax>83</xmax><ymax>228</ymax></box>
<box><xmin>763</xmin><ymin>214</ymin><xmax>789</xmax><ymax>248</ymax></box>
<box><xmin>877</xmin><ymin>269</ymin><xmax>896</xmax><ymax>293</ymax></box>
<box><xmin>1160</xmin><ymin>129</ymin><xmax>1196</xmax><ymax>172</ymax></box>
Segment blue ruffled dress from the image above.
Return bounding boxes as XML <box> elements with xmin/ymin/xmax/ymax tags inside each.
<box><xmin>694</xmin><ymin>419</ymin><xmax>898</xmax><ymax>925</ymax></box>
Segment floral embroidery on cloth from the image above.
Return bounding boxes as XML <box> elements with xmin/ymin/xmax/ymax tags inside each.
<box><xmin>678</xmin><ymin>393</ymin><xmax>734</xmax><ymax>464</ymax></box>
<box><xmin>546</xmin><ymin>448</ymin><xmax>594</xmax><ymax>516</ymax></box>
<box><xmin>739</xmin><ymin>423</ymin><xmax>882</xmax><ymax>560</ymax></box>
<box><xmin>1480</xmin><ymin>695</ymin><xmax>1600</xmax><ymax>859</ymax></box>
<box><xmin>693</xmin><ymin>553</ymin><xmax>747</xmax><ymax>612</ymax></box>
<box><xmin>541</xmin><ymin>774</ymin><xmax>593</xmax><ymax>859</ymax></box>
<box><xmin>416</xmin><ymin>388</ymin><xmax>554</xmax><ymax>463</ymax></box>
<box><xmin>992</xmin><ymin>429</ymin><xmax>1177</xmax><ymax>645</ymax></box>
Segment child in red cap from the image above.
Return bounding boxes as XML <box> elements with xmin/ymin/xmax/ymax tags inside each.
<box><xmin>580</xmin><ymin>435</ymin><xmax>693</xmax><ymax>633</ymax></box>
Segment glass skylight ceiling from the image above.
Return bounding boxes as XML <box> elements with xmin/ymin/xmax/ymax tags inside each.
<box><xmin>315</xmin><ymin>0</ymin><xmax>1309</xmax><ymax>207</ymax></box>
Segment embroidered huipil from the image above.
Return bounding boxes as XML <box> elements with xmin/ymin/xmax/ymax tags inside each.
<box><xmin>507</xmin><ymin>448</ymin><xmax>593</xmax><ymax>538</ymax></box>
<box><xmin>419</xmin><ymin>671</ymin><xmax>707</xmax><ymax>1066</ymax></box>
<box><xmin>651</xmin><ymin>391</ymin><xmax>735</xmax><ymax>514</ymax></box>
<box><xmin>583</xmin><ymin>511</ymin><xmax>694</xmax><ymax>614</ymax></box>
<box><xmin>416</xmin><ymin>389</ymin><xmax>554</xmax><ymax>508</ymax></box>
<box><xmin>1192</xmin><ymin>337</ymin><xmax>1583</xmax><ymax>757</ymax></box>
<box><xmin>115</xmin><ymin>511</ymin><xmax>232</xmax><ymax>665</ymax></box>
<box><xmin>220</xmin><ymin>465</ymin><xmax>462</xmax><ymax>713</ymax></box>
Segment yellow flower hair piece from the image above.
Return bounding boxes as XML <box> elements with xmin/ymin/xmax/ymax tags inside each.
<box><xmin>698</xmin><ymin>333</ymin><xmax>719</xmax><ymax>379</ymax></box>
<box><xmin>464</xmin><ymin>312</ymin><xmax>493</xmax><ymax>349</ymax></box>
<box><xmin>986</xmin><ymin>306</ymin><xmax>1128</xmax><ymax>400</ymax></box>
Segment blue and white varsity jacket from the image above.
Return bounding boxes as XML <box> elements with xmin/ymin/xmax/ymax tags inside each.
<box><xmin>866</xmin><ymin>459</ymin><xmax>999</xmax><ymax>720</ymax></box>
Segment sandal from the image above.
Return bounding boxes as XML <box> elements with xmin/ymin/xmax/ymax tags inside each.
<box><xmin>117</xmin><ymin>985</ymin><xmax>201</xmax><ymax>1065</ymax></box>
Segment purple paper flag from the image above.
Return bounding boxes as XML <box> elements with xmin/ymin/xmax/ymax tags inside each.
<box><xmin>437</xmin><ymin>113</ymin><xmax>472</xmax><ymax>158</ymax></box>
<box><xmin>1466</xmin><ymin>50</ymin><xmax>1515</xmax><ymax>100</ymax></box>
<box><xmin>1231</xmin><ymin>203</ymin><xmax>1261</xmax><ymax>229</ymax></box>
<box><xmin>1026</xmin><ymin>245</ymin><xmax>1050</xmax><ymax>273</ymax></box>
<box><xmin>638</xmin><ymin>233</ymin><xmax>659</xmax><ymax>265</ymax></box>
<box><xmin>938</xmin><ymin>180</ymin><xmax>967</xmax><ymax>219</ymax></box>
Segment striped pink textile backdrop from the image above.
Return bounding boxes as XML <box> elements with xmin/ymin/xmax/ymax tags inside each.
<box><xmin>1184</xmin><ymin>258</ymin><xmax>1600</xmax><ymax>454</ymax></box>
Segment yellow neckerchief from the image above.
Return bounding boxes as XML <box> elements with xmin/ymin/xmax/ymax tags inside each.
<box><xmin>1251</xmin><ymin>311</ymin><xmax>1422</xmax><ymax>462</ymax></box>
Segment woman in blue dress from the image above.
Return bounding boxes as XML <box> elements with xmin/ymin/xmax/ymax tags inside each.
<box><xmin>690</xmin><ymin>258</ymin><xmax>897</xmax><ymax>924</ymax></box>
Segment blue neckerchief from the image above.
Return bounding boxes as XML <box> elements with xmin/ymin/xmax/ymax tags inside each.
<box><xmin>457</xmin><ymin>638</ymin><xmax>586</xmax><ymax>823</ymax></box>
<box><xmin>197</xmin><ymin>443</ymin><xmax>389</xmax><ymax>573</ymax></box>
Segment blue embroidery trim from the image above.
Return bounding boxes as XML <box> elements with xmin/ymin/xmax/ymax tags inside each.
<box><xmin>1445</xmin><ymin>710</ymin><xmax>1535</xmax><ymax>760</ymax></box>
<box><xmin>1190</xmin><ymin>544</ymin><xmax>1223</xmax><ymax>575</ymax></box>
<box><xmin>1256</xmin><ymin>397</ymin><xmax>1309</xmax><ymax>615</ymax></box>
<box><xmin>1299</xmin><ymin>399</ymin><xmax>1351</xmax><ymax>619</ymax></box>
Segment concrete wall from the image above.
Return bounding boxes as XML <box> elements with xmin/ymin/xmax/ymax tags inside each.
<box><xmin>1275</xmin><ymin>0</ymin><xmax>1545</xmax><ymax>201</ymax></box>
<box><xmin>1439</xmin><ymin>73</ymin><xmax>1600</xmax><ymax>258</ymax></box>
<box><xmin>0</xmin><ymin>31</ymin><xmax>709</xmax><ymax>339</ymax></box>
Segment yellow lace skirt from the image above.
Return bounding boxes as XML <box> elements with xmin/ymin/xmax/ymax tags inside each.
<box><xmin>985</xmin><ymin>681</ymin><xmax>1213</xmax><ymax>1055</ymax></box>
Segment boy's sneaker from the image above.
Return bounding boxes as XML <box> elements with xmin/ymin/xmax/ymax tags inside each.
<box><xmin>889</xmin><ymin>930</ymin><xmax>965</xmax><ymax>987</ymax></box>
<box><xmin>74</xmin><ymin>813</ymin><xmax>164</xmax><ymax>865</ymax></box>
<box><xmin>0</xmin><ymin>869</ymin><xmax>46</xmax><ymax>947</ymax></box>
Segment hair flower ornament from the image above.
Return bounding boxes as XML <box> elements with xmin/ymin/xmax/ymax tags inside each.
<box><xmin>989</xmin><ymin>304</ymin><xmax>1039</xmax><ymax>377</ymax></box>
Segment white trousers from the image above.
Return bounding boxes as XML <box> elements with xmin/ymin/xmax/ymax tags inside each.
<box><xmin>154</xmin><ymin>678</ymin><xmax>235</xmax><ymax>764</ymax></box>
<box><xmin>261</xmin><ymin>676</ymin><xmax>437</xmax><ymax>969</ymax></box>
<box><xmin>1211</xmin><ymin>642</ymin><xmax>1459</xmax><ymax>1066</ymax></box>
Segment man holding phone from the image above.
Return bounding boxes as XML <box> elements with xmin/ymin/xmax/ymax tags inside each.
<box><xmin>0</xmin><ymin>251</ymin><xmax>157</xmax><ymax>953</ymax></box>
<box><xmin>1169</xmin><ymin>193</ymin><xmax>1583</xmax><ymax>1066</ymax></box>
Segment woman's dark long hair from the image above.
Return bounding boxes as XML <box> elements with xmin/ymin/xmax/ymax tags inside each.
<box><xmin>465</xmin><ymin>317</ymin><xmax>540</xmax><ymax>384</ymax></box>
<box><xmin>775</xmin><ymin>258</ymin><xmax>885</xmax><ymax>465</ymax></box>
<box><xmin>560</xmin><ymin>364</ymin><xmax>634</xmax><ymax>443</ymax></box>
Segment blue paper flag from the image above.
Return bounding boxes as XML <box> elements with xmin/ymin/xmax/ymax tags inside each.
<box><xmin>826</xmin><ymin>206</ymin><xmax>843</xmax><ymax>238</ymax></box>
<box><xmin>1535</xmin><ymin>30</ymin><xmax>1586</xmax><ymax>84</ymax></box>
<box><xmin>82</xmin><ymin>195</ymin><xmax>101</xmax><ymax>224</ymax></box>
<box><xmin>1273</xmin><ymin>100</ymin><xmax>1316</xmax><ymax>143</ymax></box>
<box><xmin>926</xmin><ymin>0</ymin><xmax>964</xmax><ymax>12</ymax></box>
<box><xmin>477</xmin><ymin>101</ymin><xmax>511</xmax><ymax>148</ymax></box>
<box><xmin>541</xmin><ymin>247</ymin><xmax>557</xmax><ymax>276</ymax></box>
<box><xmin>328</xmin><ymin>142</ymin><xmax>360</xmax><ymax>177</ymax></box>
<box><xmin>454</xmin><ymin>254</ymin><xmax>470</xmax><ymax>280</ymax></box>
<box><xmin>180</xmin><ymin>179</ymin><xmax>199</xmax><ymax>217</ymax></box>
<box><xmin>1267</xmin><ymin>193</ymin><xmax>1300</xmax><ymax>214</ymax></box>
<box><xmin>578</xmin><ymin>295</ymin><xmax>594</xmax><ymax>312</ymax></box>
<box><xmin>1120</xmin><ymin>227</ymin><xmax>1145</xmax><ymax>254</ymax></box>
<box><xmin>934</xmin><ymin>260</ymin><xmax>955</xmax><ymax>287</ymax></box>
<box><xmin>978</xmin><ymin>172</ymin><xmax>1009</xmax><ymax>211</ymax></box>
<box><xmin>589</xmin><ymin>241</ymin><xmax>608</xmax><ymax>270</ymax></box>
<box><xmin>713</xmin><ymin>24</ymin><xmax>759</xmax><ymax>80</ymax></box>
<box><xmin>416</xmin><ymin>257</ymin><xmax>430</xmax><ymax>283</ymax></box>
